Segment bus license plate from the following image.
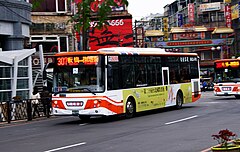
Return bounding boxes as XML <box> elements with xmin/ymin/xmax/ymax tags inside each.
<box><xmin>72</xmin><ymin>110</ymin><xmax>79</xmax><ymax>116</ymax></box>
<box><xmin>222</xmin><ymin>87</ymin><xmax>231</xmax><ymax>91</ymax></box>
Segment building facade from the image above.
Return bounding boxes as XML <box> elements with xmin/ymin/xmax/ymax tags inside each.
<box><xmin>0</xmin><ymin>0</ymin><xmax>32</xmax><ymax>51</ymax></box>
<box><xmin>0</xmin><ymin>0</ymin><xmax>35</xmax><ymax>101</ymax></box>
<box><xmin>138</xmin><ymin>0</ymin><xmax>237</xmax><ymax>79</ymax></box>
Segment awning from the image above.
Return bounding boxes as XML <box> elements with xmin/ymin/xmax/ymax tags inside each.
<box><xmin>0</xmin><ymin>49</ymin><xmax>36</xmax><ymax>64</ymax></box>
<box><xmin>212</xmin><ymin>27</ymin><xmax>234</xmax><ymax>34</ymax></box>
<box><xmin>170</xmin><ymin>27</ymin><xmax>185</xmax><ymax>33</ymax></box>
<box><xmin>145</xmin><ymin>30</ymin><xmax>164</xmax><ymax>36</ymax></box>
<box><xmin>193</xmin><ymin>26</ymin><xmax>208</xmax><ymax>32</ymax></box>
<box><xmin>170</xmin><ymin>26</ymin><xmax>207</xmax><ymax>33</ymax></box>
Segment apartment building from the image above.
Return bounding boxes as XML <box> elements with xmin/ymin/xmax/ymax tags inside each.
<box><xmin>142</xmin><ymin>0</ymin><xmax>235</xmax><ymax>78</ymax></box>
<box><xmin>29</xmin><ymin>0</ymin><xmax>74</xmax><ymax>65</ymax></box>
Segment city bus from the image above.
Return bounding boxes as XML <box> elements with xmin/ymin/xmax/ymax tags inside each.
<box><xmin>51</xmin><ymin>47</ymin><xmax>201</xmax><ymax>120</ymax></box>
<box><xmin>214</xmin><ymin>58</ymin><xmax>240</xmax><ymax>99</ymax></box>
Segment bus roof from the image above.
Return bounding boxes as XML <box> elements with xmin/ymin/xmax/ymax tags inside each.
<box><xmin>214</xmin><ymin>57</ymin><xmax>240</xmax><ymax>63</ymax></box>
<box><xmin>54</xmin><ymin>47</ymin><xmax>198</xmax><ymax>57</ymax></box>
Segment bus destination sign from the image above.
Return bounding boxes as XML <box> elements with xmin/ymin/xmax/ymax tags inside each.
<box><xmin>57</xmin><ymin>56</ymin><xmax>99</xmax><ymax>66</ymax></box>
<box><xmin>216</xmin><ymin>61</ymin><xmax>240</xmax><ymax>68</ymax></box>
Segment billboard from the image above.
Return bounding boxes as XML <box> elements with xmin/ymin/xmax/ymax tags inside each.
<box><xmin>89</xmin><ymin>18</ymin><xmax>133</xmax><ymax>51</ymax></box>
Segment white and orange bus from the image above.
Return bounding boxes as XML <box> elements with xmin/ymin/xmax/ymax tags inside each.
<box><xmin>51</xmin><ymin>47</ymin><xmax>201</xmax><ymax>120</ymax></box>
<box><xmin>214</xmin><ymin>58</ymin><xmax>240</xmax><ymax>99</ymax></box>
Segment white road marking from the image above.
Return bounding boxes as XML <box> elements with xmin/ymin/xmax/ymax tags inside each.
<box><xmin>165</xmin><ymin>115</ymin><xmax>198</xmax><ymax>125</ymax></box>
<box><xmin>79</xmin><ymin>123</ymin><xmax>88</xmax><ymax>126</ymax></box>
<box><xmin>44</xmin><ymin>142</ymin><xmax>86</xmax><ymax>152</ymax></box>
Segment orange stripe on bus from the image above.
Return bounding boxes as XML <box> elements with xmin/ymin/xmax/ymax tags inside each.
<box><xmin>85</xmin><ymin>99</ymin><xmax>123</xmax><ymax>114</ymax></box>
<box><xmin>192</xmin><ymin>94</ymin><xmax>201</xmax><ymax>102</ymax></box>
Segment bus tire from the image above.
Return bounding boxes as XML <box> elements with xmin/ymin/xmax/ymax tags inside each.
<box><xmin>235</xmin><ymin>95</ymin><xmax>240</xmax><ymax>99</ymax></box>
<box><xmin>176</xmin><ymin>91</ymin><xmax>183</xmax><ymax>109</ymax></box>
<box><xmin>79</xmin><ymin>115</ymin><xmax>91</xmax><ymax>121</ymax></box>
<box><xmin>125</xmin><ymin>98</ymin><xmax>135</xmax><ymax>118</ymax></box>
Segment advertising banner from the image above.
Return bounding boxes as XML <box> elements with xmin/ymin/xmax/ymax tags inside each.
<box><xmin>151</xmin><ymin>39</ymin><xmax>227</xmax><ymax>48</ymax></box>
<box><xmin>224</xmin><ymin>0</ymin><xmax>231</xmax><ymax>4</ymax></box>
<box><xmin>135</xmin><ymin>27</ymin><xmax>144</xmax><ymax>48</ymax></box>
<box><xmin>199</xmin><ymin>2</ymin><xmax>221</xmax><ymax>12</ymax></box>
<box><xmin>188</xmin><ymin>3</ymin><xmax>195</xmax><ymax>23</ymax></box>
<box><xmin>177</xmin><ymin>13</ymin><xmax>183</xmax><ymax>27</ymax></box>
<box><xmin>225</xmin><ymin>5</ymin><xmax>232</xmax><ymax>28</ymax></box>
<box><xmin>239</xmin><ymin>2</ymin><xmax>240</xmax><ymax>21</ymax></box>
<box><xmin>89</xmin><ymin>18</ymin><xmax>133</xmax><ymax>51</ymax></box>
<box><xmin>231</xmin><ymin>4</ymin><xmax>238</xmax><ymax>20</ymax></box>
<box><xmin>163</xmin><ymin>17</ymin><xmax>169</xmax><ymax>41</ymax></box>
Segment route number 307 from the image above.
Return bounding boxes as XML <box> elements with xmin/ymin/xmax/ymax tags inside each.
<box><xmin>90</xmin><ymin>19</ymin><xmax>124</xmax><ymax>28</ymax></box>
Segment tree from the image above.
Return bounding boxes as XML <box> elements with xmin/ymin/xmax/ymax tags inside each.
<box><xmin>69</xmin><ymin>0</ymin><xmax>129</xmax><ymax>50</ymax></box>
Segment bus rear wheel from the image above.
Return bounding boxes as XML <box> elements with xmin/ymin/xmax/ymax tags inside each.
<box><xmin>125</xmin><ymin>98</ymin><xmax>135</xmax><ymax>118</ymax></box>
<box><xmin>176</xmin><ymin>91</ymin><xmax>183</xmax><ymax>109</ymax></box>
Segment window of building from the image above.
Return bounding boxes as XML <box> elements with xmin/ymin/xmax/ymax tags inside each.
<box><xmin>201</xmin><ymin>51</ymin><xmax>211</xmax><ymax>60</ymax></box>
<box><xmin>218</xmin><ymin>12</ymin><xmax>224</xmax><ymax>21</ymax></box>
<box><xmin>17</xmin><ymin>79</ymin><xmax>29</xmax><ymax>89</ymax></box>
<box><xmin>0</xmin><ymin>79</ymin><xmax>11</xmax><ymax>90</ymax></box>
<box><xmin>210</xmin><ymin>12</ymin><xmax>217</xmax><ymax>22</ymax></box>
<box><xmin>202</xmin><ymin>13</ymin><xmax>209</xmax><ymax>23</ymax></box>
<box><xmin>18</xmin><ymin>58</ymin><xmax>28</xmax><ymax>66</ymax></box>
<box><xmin>0</xmin><ymin>67</ymin><xmax>11</xmax><ymax>78</ymax></box>
<box><xmin>0</xmin><ymin>91</ymin><xmax>11</xmax><ymax>102</ymax></box>
<box><xmin>212</xmin><ymin>50</ymin><xmax>221</xmax><ymax>59</ymax></box>
<box><xmin>18</xmin><ymin>67</ymin><xmax>28</xmax><ymax>77</ymax></box>
<box><xmin>30</xmin><ymin>0</ymin><xmax>67</xmax><ymax>13</ymax></box>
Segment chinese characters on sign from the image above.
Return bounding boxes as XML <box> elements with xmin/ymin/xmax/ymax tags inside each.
<box><xmin>89</xmin><ymin>18</ymin><xmax>133</xmax><ymax>50</ymax></box>
<box><xmin>225</xmin><ymin>4</ymin><xmax>232</xmax><ymax>28</ymax></box>
<box><xmin>188</xmin><ymin>3</ymin><xmax>195</xmax><ymax>23</ymax></box>
<box><xmin>57</xmin><ymin>56</ymin><xmax>99</xmax><ymax>66</ymax></box>
<box><xmin>163</xmin><ymin>17</ymin><xmax>169</xmax><ymax>41</ymax></box>
<box><xmin>216</xmin><ymin>61</ymin><xmax>239</xmax><ymax>68</ymax></box>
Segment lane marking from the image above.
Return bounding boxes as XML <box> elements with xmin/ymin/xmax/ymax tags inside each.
<box><xmin>79</xmin><ymin>123</ymin><xmax>88</xmax><ymax>126</ymax></box>
<box><xmin>165</xmin><ymin>115</ymin><xmax>198</xmax><ymax>125</ymax></box>
<box><xmin>44</xmin><ymin>142</ymin><xmax>86</xmax><ymax>152</ymax></box>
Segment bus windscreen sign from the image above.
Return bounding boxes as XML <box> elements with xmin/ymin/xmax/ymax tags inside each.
<box><xmin>57</xmin><ymin>56</ymin><xmax>99</xmax><ymax>66</ymax></box>
<box><xmin>216</xmin><ymin>61</ymin><xmax>240</xmax><ymax>68</ymax></box>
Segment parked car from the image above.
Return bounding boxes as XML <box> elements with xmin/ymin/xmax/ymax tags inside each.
<box><xmin>200</xmin><ymin>78</ymin><xmax>214</xmax><ymax>91</ymax></box>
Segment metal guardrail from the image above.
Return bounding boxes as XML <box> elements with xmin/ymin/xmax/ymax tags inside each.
<box><xmin>0</xmin><ymin>98</ymin><xmax>51</xmax><ymax>123</ymax></box>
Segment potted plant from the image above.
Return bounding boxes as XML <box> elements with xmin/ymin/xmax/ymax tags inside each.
<box><xmin>211</xmin><ymin>129</ymin><xmax>240</xmax><ymax>152</ymax></box>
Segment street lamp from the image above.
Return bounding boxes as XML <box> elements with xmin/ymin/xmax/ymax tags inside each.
<box><xmin>211</xmin><ymin>46</ymin><xmax>222</xmax><ymax>59</ymax></box>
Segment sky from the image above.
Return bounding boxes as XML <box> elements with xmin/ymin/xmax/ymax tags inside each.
<box><xmin>127</xmin><ymin>0</ymin><xmax>176</xmax><ymax>20</ymax></box>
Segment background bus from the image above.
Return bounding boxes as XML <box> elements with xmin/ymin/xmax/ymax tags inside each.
<box><xmin>214</xmin><ymin>58</ymin><xmax>240</xmax><ymax>99</ymax></box>
<box><xmin>51</xmin><ymin>47</ymin><xmax>201</xmax><ymax>120</ymax></box>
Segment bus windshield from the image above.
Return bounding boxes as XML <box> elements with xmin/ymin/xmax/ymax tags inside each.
<box><xmin>215</xmin><ymin>68</ymin><xmax>240</xmax><ymax>82</ymax></box>
<box><xmin>53</xmin><ymin>55</ymin><xmax>105</xmax><ymax>93</ymax></box>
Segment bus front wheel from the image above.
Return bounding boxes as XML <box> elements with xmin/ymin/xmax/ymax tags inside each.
<box><xmin>176</xmin><ymin>91</ymin><xmax>183</xmax><ymax>109</ymax></box>
<box><xmin>125</xmin><ymin>98</ymin><xmax>135</xmax><ymax>118</ymax></box>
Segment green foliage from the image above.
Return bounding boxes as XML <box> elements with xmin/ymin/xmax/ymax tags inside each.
<box><xmin>31</xmin><ymin>0</ymin><xmax>45</xmax><ymax>11</ymax></box>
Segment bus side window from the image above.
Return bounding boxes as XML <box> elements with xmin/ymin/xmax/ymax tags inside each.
<box><xmin>107</xmin><ymin>63</ymin><xmax>120</xmax><ymax>90</ymax></box>
<box><xmin>122</xmin><ymin>64</ymin><xmax>134</xmax><ymax>89</ymax></box>
<box><xmin>135</xmin><ymin>64</ymin><xmax>147</xmax><ymax>86</ymax></box>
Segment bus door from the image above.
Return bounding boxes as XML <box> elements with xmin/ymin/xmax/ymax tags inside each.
<box><xmin>162</xmin><ymin>67</ymin><xmax>169</xmax><ymax>85</ymax></box>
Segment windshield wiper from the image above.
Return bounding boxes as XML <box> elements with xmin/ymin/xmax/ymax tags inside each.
<box><xmin>53</xmin><ymin>91</ymin><xmax>70</xmax><ymax>96</ymax></box>
<box><xmin>69</xmin><ymin>88</ymin><xmax>96</xmax><ymax>95</ymax></box>
<box><xmin>81</xmin><ymin>88</ymin><xmax>96</xmax><ymax>95</ymax></box>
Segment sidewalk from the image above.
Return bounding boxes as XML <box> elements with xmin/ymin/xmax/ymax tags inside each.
<box><xmin>0</xmin><ymin>116</ymin><xmax>54</xmax><ymax>128</ymax></box>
